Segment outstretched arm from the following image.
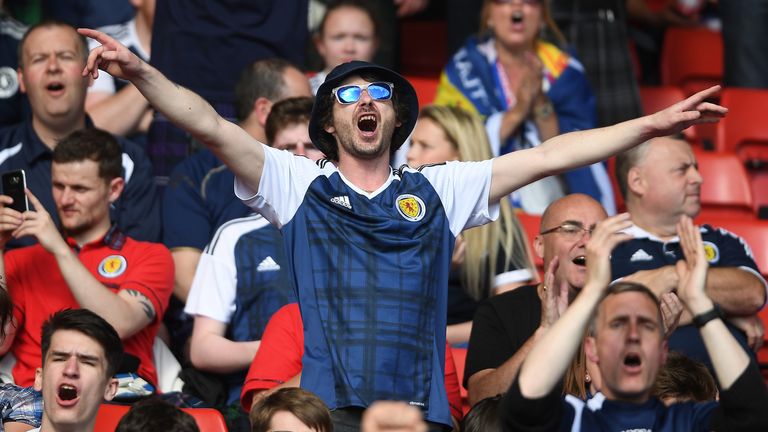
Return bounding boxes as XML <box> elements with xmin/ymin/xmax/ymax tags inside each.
<box><xmin>517</xmin><ymin>214</ymin><xmax>633</xmax><ymax>398</ymax></box>
<box><xmin>78</xmin><ymin>28</ymin><xmax>265</xmax><ymax>193</ymax></box>
<box><xmin>488</xmin><ymin>86</ymin><xmax>726</xmax><ymax>203</ymax></box>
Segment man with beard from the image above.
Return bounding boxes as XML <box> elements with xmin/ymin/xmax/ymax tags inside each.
<box><xmin>79</xmin><ymin>27</ymin><xmax>726</xmax><ymax>431</ymax></box>
<box><xmin>0</xmin><ymin>128</ymin><xmax>172</xmax><ymax>392</ymax></box>
<box><xmin>0</xmin><ymin>20</ymin><xmax>159</xmax><ymax>249</ymax></box>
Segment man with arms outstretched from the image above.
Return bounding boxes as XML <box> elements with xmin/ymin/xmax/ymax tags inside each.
<box><xmin>78</xmin><ymin>27</ymin><xmax>726</xmax><ymax>431</ymax></box>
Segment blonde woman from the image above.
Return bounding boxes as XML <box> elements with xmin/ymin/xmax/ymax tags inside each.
<box><xmin>407</xmin><ymin>105</ymin><xmax>536</xmax><ymax>344</ymax></box>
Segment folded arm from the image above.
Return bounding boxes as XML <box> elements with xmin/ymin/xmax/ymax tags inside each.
<box><xmin>190</xmin><ymin>315</ymin><xmax>260</xmax><ymax>374</ymax></box>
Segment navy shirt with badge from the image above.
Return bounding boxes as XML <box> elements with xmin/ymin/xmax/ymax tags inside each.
<box><xmin>0</xmin><ymin>120</ymin><xmax>161</xmax><ymax>248</ymax></box>
<box><xmin>236</xmin><ymin>145</ymin><xmax>498</xmax><ymax>428</ymax></box>
<box><xmin>611</xmin><ymin>224</ymin><xmax>767</xmax><ymax>367</ymax></box>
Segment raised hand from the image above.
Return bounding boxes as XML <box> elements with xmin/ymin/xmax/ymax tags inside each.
<box><xmin>540</xmin><ymin>256</ymin><xmax>569</xmax><ymax>329</ymax></box>
<box><xmin>583</xmin><ymin>213</ymin><xmax>633</xmax><ymax>294</ymax></box>
<box><xmin>647</xmin><ymin>85</ymin><xmax>727</xmax><ymax>137</ymax></box>
<box><xmin>12</xmin><ymin>190</ymin><xmax>68</xmax><ymax>256</ymax></box>
<box><xmin>674</xmin><ymin>215</ymin><xmax>711</xmax><ymax>313</ymax></box>
<box><xmin>77</xmin><ymin>28</ymin><xmax>145</xmax><ymax>81</ymax></box>
<box><xmin>0</xmin><ymin>195</ymin><xmax>23</xmax><ymax>249</ymax></box>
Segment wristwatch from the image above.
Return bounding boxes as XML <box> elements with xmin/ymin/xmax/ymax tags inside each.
<box><xmin>534</xmin><ymin>101</ymin><xmax>554</xmax><ymax>120</ymax></box>
<box><xmin>692</xmin><ymin>304</ymin><xmax>723</xmax><ymax>328</ymax></box>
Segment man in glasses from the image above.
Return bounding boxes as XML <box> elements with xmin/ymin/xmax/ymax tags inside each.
<box><xmin>611</xmin><ymin>136</ymin><xmax>767</xmax><ymax>366</ymax></box>
<box><xmin>78</xmin><ymin>28</ymin><xmax>726</xmax><ymax>431</ymax></box>
<box><xmin>464</xmin><ymin>193</ymin><xmax>607</xmax><ymax>406</ymax></box>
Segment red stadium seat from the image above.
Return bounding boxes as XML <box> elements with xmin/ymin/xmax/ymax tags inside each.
<box><xmin>693</xmin><ymin>149</ymin><xmax>756</xmax><ymax>219</ymax></box>
<box><xmin>451</xmin><ymin>346</ymin><xmax>471</xmax><ymax>416</ymax></box>
<box><xmin>407</xmin><ymin>75</ymin><xmax>439</xmax><ymax>106</ymax></box>
<box><xmin>95</xmin><ymin>403</ymin><xmax>228</xmax><ymax>431</ymax></box>
<box><xmin>517</xmin><ymin>212</ymin><xmax>544</xmax><ymax>279</ymax></box>
<box><xmin>715</xmin><ymin>88</ymin><xmax>768</xmax><ymax>210</ymax></box>
<box><xmin>661</xmin><ymin>27</ymin><xmax>723</xmax><ymax>97</ymax></box>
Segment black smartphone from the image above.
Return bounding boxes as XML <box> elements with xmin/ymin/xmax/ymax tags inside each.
<box><xmin>1</xmin><ymin>170</ymin><xmax>28</xmax><ymax>213</ymax></box>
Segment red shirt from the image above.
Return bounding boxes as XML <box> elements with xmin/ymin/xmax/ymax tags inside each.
<box><xmin>240</xmin><ymin>303</ymin><xmax>464</xmax><ymax>422</ymax></box>
<box><xmin>6</xmin><ymin>227</ymin><xmax>173</xmax><ymax>388</ymax></box>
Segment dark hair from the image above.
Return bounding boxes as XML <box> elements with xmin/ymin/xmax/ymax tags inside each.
<box><xmin>0</xmin><ymin>288</ymin><xmax>13</xmax><ymax>341</ymax></box>
<box><xmin>590</xmin><ymin>282</ymin><xmax>661</xmax><ymax>336</ymax></box>
<box><xmin>250</xmin><ymin>388</ymin><xmax>333</xmax><ymax>432</ymax></box>
<box><xmin>315</xmin><ymin>72</ymin><xmax>411</xmax><ymax>161</ymax></box>
<box><xmin>41</xmin><ymin>309</ymin><xmax>123</xmax><ymax>379</ymax></box>
<box><xmin>461</xmin><ymin>395</ymin><xmax>502</xmax><ymax>432</ymax></box>
<box><xmin>317</xmin><ymin>0</ymin><xmax>379</xmax><ymax>39</ymax></box>
<box><xmin>19</xmin><ymin>19</ymin><xmax>88</xmax><ymax>68</ymax></box>
<box><xmin>265</xmin><ymin>96</ymin><xmax>315</xmax><ymax>144</ymax></box>
<box><xmin>653</xmin><ymin>352</ymin><xmax>717</xmax><ymax>404</ymax></box>
<box><xmin>53</xmin><ymin>128</ymin><xmax>123</xmax><ymax>181</ymax></box>
<box><xmin>234</xmin><ymin>58</ymin><xmax>300</xmax><ymax>122</ymax></box>
<box><xmin>116</xmin><ymin>397</ymin><xmax>200</xmax><ymax>432</ymax></box>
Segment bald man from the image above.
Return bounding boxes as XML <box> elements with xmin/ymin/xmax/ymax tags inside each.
<box><xmin>465</xmin><ymin>194</ymin><xmax>608</xmax><ymax>405</ymax></box>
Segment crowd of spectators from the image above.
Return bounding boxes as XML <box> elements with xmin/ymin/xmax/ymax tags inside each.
<box><xmin>0</xmin><ymin>1</ymin><xmax>766</xmax><ymax>432</ymax></box>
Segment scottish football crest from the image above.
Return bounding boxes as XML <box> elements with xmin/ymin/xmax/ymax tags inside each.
<box><xmin>396</xmin><ymin>194</ymin><xmax>426</xmax><ymax>222</ymax></box>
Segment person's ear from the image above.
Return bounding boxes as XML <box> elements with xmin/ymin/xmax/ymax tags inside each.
<box><xmin>533</xmin><ymin>234</ymin><xmax>544</xmax><ymax>260</ymax></box>
<box><xmin>103</xmin><ymin>378</ymin><xmax>119</xmax><ymax>401</ymax></box>
<box><xmin>627</xmin><ymin>166</ymin><xmax>645</xmax><ymax>197</ymax></box>
<box><xmin>254</xmin><ymin>97</ymin><xmax>273</xmax><ymax>127</ymax></box>
<box><xmin>34</xmin><ymin>367</ymin><xmax>43</xmax><ymax>391</ymax></box>
<box><xmin>17</xmin><ymin>68</ymin><xmax>26</xmax><ymax>94</ymax></box>
<box><xmin>585</xmin><ymin>336</ymin><xmax>599</xmax><ymax>364</ymax></box>
<box><xmin>107</xmin><ymin>177</ymin><xmax>125</xmax><ymax>204</ymax></box>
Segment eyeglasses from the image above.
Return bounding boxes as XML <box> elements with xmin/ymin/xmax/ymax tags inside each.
<box><xmin>332</xmin><ymin>82</ymin><xmax>394</xmax><ymax>105</ymax></box>
<box><xmin>491</xmin><ymin>0</ymin><xmax>542</xmax><ymax>5</ymax></box>
<box><xmin>540</xmin><ymin>223</ymin><xmax>594</xmax><ymax>240</ymax></box>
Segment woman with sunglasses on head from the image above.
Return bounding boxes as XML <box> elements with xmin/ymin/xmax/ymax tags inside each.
<box><xmin>407</xmin><ymin>105</ymin><xmax>536</xmax><ymax>345</ymax></box>
<box><xmin>435</xmin><ymin>0</ymin><xmax>615</xmax><ymax>216</ymax></box>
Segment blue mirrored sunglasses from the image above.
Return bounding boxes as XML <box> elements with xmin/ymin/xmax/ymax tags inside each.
<box><xmin>332</xmin><ymin>82</ymin><xmax>394</xmax><ymax>104</ymax></box>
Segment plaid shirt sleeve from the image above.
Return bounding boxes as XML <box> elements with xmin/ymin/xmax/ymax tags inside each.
<box><xmin>0</xmin><ymin>384</ymin><xmax>43</xmax><ymax>427</ymax></box>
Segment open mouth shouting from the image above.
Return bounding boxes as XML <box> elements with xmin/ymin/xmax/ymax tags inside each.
<box><xmin>357</xmin><ymin>112</ymin><xmax>379</xmax><ymax>138</ymax></box>
<box><xmin>46</xmin><ymin>81</ymin><xmax>65</xmax><ymax>97</ymax></box>
<box><xmin>57</xmin><ymin>383</ymin><xmax>79</xmax><ymax>406</ymax></box>
<box><xmin>512</xmin><ymin>10</ymin><xmax>524</xmax><ymax>24</ymax></box>
<box><xmin>572</xmin><ymin>255</ymin><xmax>586</xmax><ymax>266</ymax></box>
<box><xmin>623</xmin><ymin>352</ymin><xmax>642</xmax><ymax>373</ymax></box>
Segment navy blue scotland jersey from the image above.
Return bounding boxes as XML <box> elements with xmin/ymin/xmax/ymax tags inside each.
<box><xmin>236</xmin><ymin>145</ymin><xmax>498</xmax><ymax>427</ymax></box>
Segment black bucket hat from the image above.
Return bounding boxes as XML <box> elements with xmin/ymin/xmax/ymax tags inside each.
<box><xmin>309</xmin><ymin>61</ymin><xmax>419</xmax><ymax>160</ymax></box>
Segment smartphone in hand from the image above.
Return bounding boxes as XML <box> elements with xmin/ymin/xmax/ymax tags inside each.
<box><xmin>1</xmin><ymin>170</ymin><xmax>29</xmax><ymax>213</ymax></box>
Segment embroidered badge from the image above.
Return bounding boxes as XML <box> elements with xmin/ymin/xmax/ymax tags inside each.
<box><xmin>98</xmin><ymin>255</ymin><xmax>127</xmax><ymax>278</ymax></box>
<box><xmin>703</xmin><ymin>241</ymin><xmax>719</xmax><ymax>264</ymax></box>
<box><xmin>396</xmin><ymin>194</ymin><xmax>426</xmax><ymax>222</ymax></box>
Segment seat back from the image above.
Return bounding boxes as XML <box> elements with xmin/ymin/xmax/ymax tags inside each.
<box><xmin>661</xmin><ymin>27</ymin><xmax>723</xmax><ymax>96</ymax></box>
<box><xmin>517</xmin><ymin>212</ymin><xmax>543</xmax><ymax>279</ymax></box>
<box><xmin>451</xmin><ymin>346</ymin><xmax>471</xmax><ymax>416</ymax></box>
<box><xmin>95</xmin><ymin>403</ymin><xmax>229</xmax><ymax>431</ymax></box>
<box><xmin>694</xmin><ymin>149</ymin><xmax>755</xmax><ymax>218</ymax></box>
<box><xmin>406</xmin><ymin>75</ymin><xmax>439</xmax><ymax>106</ymax></box>
<box><xmin>715</xmin><ymin>88</ymin><xmax>768</xmax><ymax>209</ymax></box>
